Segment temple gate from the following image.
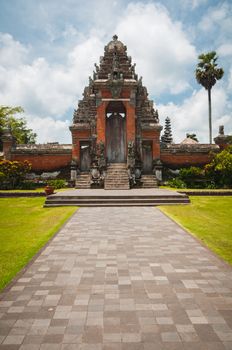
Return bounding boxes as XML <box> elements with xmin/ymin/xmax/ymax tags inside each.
<box><xmin>69</xmin><ymin>35</ymin><xmax>162</xmax><ymax>189</ymax></box>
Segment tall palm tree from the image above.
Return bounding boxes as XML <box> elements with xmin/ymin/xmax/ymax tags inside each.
<box><xmin>195</xmin><ymin>51</ymin><xmax>224</xmax><ymax>144</ymax></box>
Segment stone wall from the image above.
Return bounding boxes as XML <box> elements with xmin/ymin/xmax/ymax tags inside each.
<box><xmin>160</xmin><ymin>144</ymin><xmax>219</xmax><ymax>169</ymax></box>
<box><xmin>9</xmin><ymin>144</ymin><xmax>72</xmax><ymax>172</ymax></box>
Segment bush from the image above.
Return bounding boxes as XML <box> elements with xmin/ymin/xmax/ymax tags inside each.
<box><xmin>47</xmin><ymin>179</ymin><xmax>66</xmax><ymax>189</ymax></box>
<box><xmin>205</xmin><ymin>146</ymin><xmax>232</xmax><ymax>188</ymax></box>
<box><xmin>18</xmin><ymin>181</ymin><xmax>37</xmax><ymax>190</ymax></box>
<box><xmin>0</xmin><ymin>160</ymin><xmax>31</xmax><ymax>189</ymax></box>
<box><xmin>167</xmin><ymin>178</ymin><xmax>186</xmax><ymax>188</ymax></box>
<box><xmin>179</xmin><ymin>166</ymin><xmax>203</xmax><ymax>180</ymax></box>
<box><xmin>179</xmin><ymin>166</ymin><xmax>205</xmax><ymax>188</ymax></box>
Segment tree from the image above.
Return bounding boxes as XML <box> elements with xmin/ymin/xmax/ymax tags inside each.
<box><xmin>205</xmin><ymin>146</ymin><xmax>232</xmax><ymax>188</ymax></box>
<box><xmin>195</xmin><ymin>51</ymin><xmax>224</xmax><ymax>144</ymax></box>
<box><xmin>0</xmin><ymin>106</ymin><xmax>37</xmax><ymax>150</ymax></box>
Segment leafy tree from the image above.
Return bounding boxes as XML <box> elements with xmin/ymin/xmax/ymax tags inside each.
<box><xmin>205</xmin><ymin>146</ymin><xmax>232</xmax><ymax>188</ymax></box>
<box><xmin>0</xmin><ymin>106</ymin><xmax>37</xmax><ymax>150</ymax></box>
<box><xmin>195</xmin><ymin>51</ymin><xmax>224</xmax><ymax>144</ymax></box>
<box><xmin>186</xmin><ymin>133</ymin><xmax>198</xmax><ymax>142</ymax></box>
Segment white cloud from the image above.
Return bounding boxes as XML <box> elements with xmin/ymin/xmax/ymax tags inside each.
<box><xmin>218</xmin><ymin>43</ymin><xmax>232</xmax><ymax>57</ymax></box>
<box><xmin>115</xmin><ymin>2</ymin><xmax>196</xmax><ymax>95</ymax></box>
<box><xmin>158</xmin><ymin>86</ymin><xmax>231</xmax><ymax>143</ymax></box>
<box><xmin>0</xmin><ymin>34</ymin><xmax>104</xmax><ymax>142</ymax></box>
<box><xmin>0</xmin><ymin>1</ymin><xmax>231</xmax><ymax>146</ymax></box>
<box><xmin>26</xmin><ymin>115</ymin><xmax>71</xmax><ymax>143</ymax></box>
<box><xmin>0</xmin><ymin>33</ymin><xmax>29</xmax><ymax>67</ymax></box>
<box><xmin>179</xmin><ymin>0</ymin><xmax>208</xmax><ymax>10</ymax></box>
<box><xmin>199</xmin><ymin>2</ymin><xmax>232</xmax><ymax>36</ymax></box>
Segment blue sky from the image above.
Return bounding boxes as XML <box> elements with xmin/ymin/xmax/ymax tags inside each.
<box><xmin>0</xmin><ymin>0</ymin><xmax>231</xmax><ymax>143</ymax></box>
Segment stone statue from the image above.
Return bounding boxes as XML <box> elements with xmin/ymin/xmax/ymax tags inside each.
<box><xmin>219</xmin><ymin>125</ymin><xmax>224</xmax><ymax>135</ymax></box>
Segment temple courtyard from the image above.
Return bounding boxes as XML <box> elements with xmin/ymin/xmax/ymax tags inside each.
<box><xmin>0</xmin><ymin>206</ymin><xmax>232</xmax><ymax>350</ymax></box>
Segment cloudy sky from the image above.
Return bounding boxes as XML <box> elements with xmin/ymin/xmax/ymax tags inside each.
<box><xmin>0</xmin><ymin>0</ymin><xmax>231</xmax><ymax>144</ymax></box>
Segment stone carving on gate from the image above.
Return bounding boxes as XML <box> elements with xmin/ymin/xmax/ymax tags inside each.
<box><xmin>90</xmin><ymin>141</ymin><xmax>106</xmax><ymax>187</ymax></box>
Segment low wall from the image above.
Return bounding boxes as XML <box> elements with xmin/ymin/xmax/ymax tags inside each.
<box><xmin>12</xmin><ymin>153</ymin><xmax>72</xmax><ymax>172</ymax></box>
<box><xmin>10</xmin><ymin>144</ymin><xmax>72</xmax><ymax>172</ymax></box>
<box><xmin>160</xmin><ymin>144</ymin><xmax>219</xmax><ymax>169</ymax></box>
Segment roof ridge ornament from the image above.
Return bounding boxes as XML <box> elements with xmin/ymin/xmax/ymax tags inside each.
<box><xmin>113</xmin><ymin>34</ymin><xmax>118</xmax><ymax>41</ymax></box>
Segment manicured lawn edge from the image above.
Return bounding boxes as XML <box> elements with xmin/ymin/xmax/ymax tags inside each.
<box><xmin>0</xmin><ymin>198</ymin><xmax>77</xmax><ymax>291</ymax></box>
<box><xmin>159</xmin><ymin>196</ymin><xmax>232</xmax><ymax>266</ymax></box>
<box><xmin>159</xmin><ymin>208</ymin><xmax>231</xmax><ymax>268</ymax></box>
<box><xmin>2</xmin><ymin>209</ymin><xmax>77</xmax><ymax>295</ymax></box>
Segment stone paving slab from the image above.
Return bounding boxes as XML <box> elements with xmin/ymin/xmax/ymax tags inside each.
<box><xmin>0</xmin><ymin>207</ymin><xmax>232</xmax><ymax>350</ymax></box>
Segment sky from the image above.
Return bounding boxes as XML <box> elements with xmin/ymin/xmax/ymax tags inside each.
<box><xmin>0</xmin><ymin>0</ymin><xmax>231</xmax><ymax>144</ymax></box>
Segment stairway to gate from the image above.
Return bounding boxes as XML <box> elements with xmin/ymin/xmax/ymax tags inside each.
<box><xmin>44</xmin><ymin>189</ymin><xmax>190</xmax><ymax>207</ymax></box>
<box><xmin>141</xmin><ymin>174</ymin><xmax>158</xmax><ymax>188</ymax></box>
<box><xmin>75</xmin><ymin>173</ymin><xmax>91</xmax><ymax>189</ymax></box>
<box><xmin>104</xmin><ymin>163</ymin><xmax>130</xmax><ymax>190</ymax></box>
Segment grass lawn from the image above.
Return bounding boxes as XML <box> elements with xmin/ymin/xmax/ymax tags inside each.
<box><xmin>0</xmin><ymin>198</ymin><xmax>76</xmax><ymax>290</ymax></box>
<box><xmin>160</xmin><ymin>196</ymin><xmax>232</xmax><ymax>265</ymax></box>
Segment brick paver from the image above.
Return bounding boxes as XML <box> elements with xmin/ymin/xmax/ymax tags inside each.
<box><xmin>0</xmin><ymin>207</ymin><xmax>232</xmax><ymax>350</ymax></box>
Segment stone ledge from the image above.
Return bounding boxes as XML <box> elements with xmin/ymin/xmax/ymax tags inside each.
<box><xmin>178</xmin><ymin>190</ymin><xmax>232</xmax><ymax>196</ymax></box>
<box><xmin>161</xmin><ymin>144</ymin><xmax>219</xmax><ymax>154</ymax></box>
<box><xmin>0</xmin><ymin>192</ymin><xmax>46</xmax><ymax>197</ymax></box>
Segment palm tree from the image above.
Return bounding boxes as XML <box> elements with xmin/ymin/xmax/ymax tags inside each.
<box><xmin>195</xmin><ymin>51</ymin><xmax>224</xmax><ymax>144</ymax></box>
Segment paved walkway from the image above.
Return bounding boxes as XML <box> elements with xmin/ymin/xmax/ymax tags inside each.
<box><xmin>0</xmin><ymin>207</ymin><xmax>232</xmax><ymax>350</ymax></box>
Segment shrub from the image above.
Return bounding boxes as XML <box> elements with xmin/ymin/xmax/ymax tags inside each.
<box><xmin>47</xmin><ymin>179</ymin><xmax>66</xmax><ymax>189</ymax></box>
<box><xmin>205</xmin><ymin>146</ymin><xmax>232</xmax><ymax>188</ymax></box>
<box><xmin>179</xmin><ymin>166</ymin><xmax>205</xmax><ymax>188</ymax></box>
<box><xmin>18</xmin><ymin>181</ymin><xmax>37</xmax><ymax>190</ymax></box>
<box><xmin>167</xmin><ymin>178</ymin><xmax>186</xmax><ymax>188</ymax></box>
<box><xmin>0</xmin><ymin>160</ymin><xmax>31</xmax><ymax>189</ymax></box>
<box><xmin>179</xmin><ymin>166</ymin><xmax>203</xmax><ymax>180</ymax></box>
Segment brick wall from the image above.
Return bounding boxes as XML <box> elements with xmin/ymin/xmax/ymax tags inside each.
<box><xmin>71</xmin><ymin>128</ymin><xmax>91</xmax><ymax>161</ymax></box>
<box><xmin>11</xmin><ymin>153</ymin><xmax>72</xmax><ymax>172</ymax></box>
<box><xmin>160</xmin><ymin>152</ymin><xmax>213</xmax><ymax>168</ymax></box>
<box><xmin>141</xmin><ymin>130</ymin><xmax>161</xmax><ymax>159</ymax></box>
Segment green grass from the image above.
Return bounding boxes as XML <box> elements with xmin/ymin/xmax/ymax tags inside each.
<box><xmin>160</xmin><ymin>196</ymin><xmax>232</xmax><ymax>265</ymax></box>
<box><xmin>0</xmin><ymin>198</ymin><xmax>76</xmax><ymax>290</ymax></box>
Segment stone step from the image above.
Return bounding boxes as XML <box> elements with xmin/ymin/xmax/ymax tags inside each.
<box><xmin>105</xmin><ymin>185</ymin><xmax>130</xmax><ymax>189</ymax></box>
<box><xmin>141</xmin><ymin>175</ymin><xmax>158</xmax><ymax>188</ymax></box>
<box><xmin>44</xmin><ymin>196</ymin><xmax>190</xmax><ymax>207</ymax></box>
<box><xmin>75</xmin><ymin>174</ymin><xmax>91</xmax><ymax>189</ymax></box>
<box><xmin>105</xmin><ymin>177</ymin><xmax>129</xmax><ymax>180</ymax></box>
<box><xmin>106</xmin><ymin>171</ymin><xmax>128</xmax><ymax>174</ymax></box>
<box><xmin>104</xmin><ymin>163</ymin><xmax>129</xmax><ymax>190</ymax></box>
<box><xmin>45</xmin><ymin>203</ymin><xmax>190</xmax><ymax>207</ymax></box>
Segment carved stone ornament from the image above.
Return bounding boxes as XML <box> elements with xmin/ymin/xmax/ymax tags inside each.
<box><xmin>109</xmin><ymin>80</ymin><xmax>123</xmax><ymax>99</ymax></box>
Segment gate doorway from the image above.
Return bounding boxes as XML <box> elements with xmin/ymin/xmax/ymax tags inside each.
<box><xmin>80</xmin><ymin>141</ymin><xmax>91</xmax><ymax>171</ymax></box>
<box><xmin>106</xmin><ymin>101</ymin><xmax>126</xmax><ymax>163</ymax></box>
<box><xmin>142</xmin><ymin>141</ymin><xmax>153</xmax><ymax>174</ymax></box>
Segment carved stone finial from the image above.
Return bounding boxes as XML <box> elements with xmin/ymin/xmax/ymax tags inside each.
<box><xmin>219</xmin><ymin>125</ymin><xmax>224</xmax><ymax>135</ymax></box>
<box><xmin>161</xmin><ymin>116</ymin><xmax>173</xmax><ymax>144</ymax></box>
<box><xmin>113</xmin><ymin>34</ymin><xmax>118</xmax><ymax>41</ymax></box>
<box><xmin>94</xmin><ymin>63</ymin><xmax>99</xmax><ymax>72</ymax></box>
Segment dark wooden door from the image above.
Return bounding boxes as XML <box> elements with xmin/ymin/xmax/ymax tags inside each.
<box><xmin>106</xmin><ymin>113</ymin><xmax>126</xmax><ymax>163</ymax></box>
<box><xmin>80</xmin><ymin>141</ymin><xmax>91</xmax><ymax>171</ymax></box>
<box><xmin>142</xmin><ymin>141</ymin><xmax>153</xmax><ymax>174</ymax></box>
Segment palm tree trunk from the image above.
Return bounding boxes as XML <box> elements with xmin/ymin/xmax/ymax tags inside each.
<box><xmin>208</xmin><ymin>88</ymin><xmax>212</xmax><ymax>144</ymax></box>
